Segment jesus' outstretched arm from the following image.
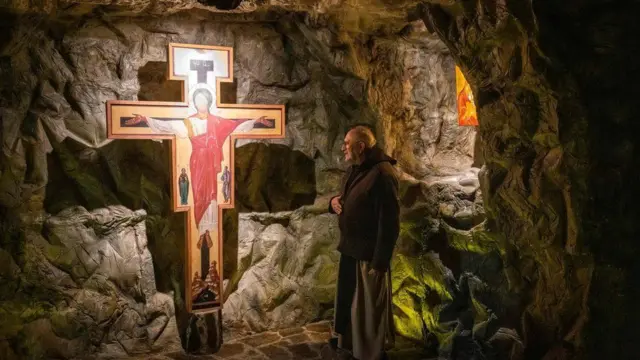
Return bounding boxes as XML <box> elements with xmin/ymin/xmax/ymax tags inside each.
<box><xmin>126</xmin><ymin>114</ymin><xmax>189</xmax><ymax>138</ymax></box>
<box><xmin>230</xmin><ymin>116</ymin><xmax>274</xmax><ymax>131</ymax></box>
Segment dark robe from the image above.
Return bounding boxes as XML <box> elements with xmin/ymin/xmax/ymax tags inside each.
<box><xmin>329</xmin><ymin>146</ymin><xmax>400</xmax><ymax>360</ymax></box>
<box><xmin>328</xmin><ymin>146</ymin><xmax>400</xmax><ymax>271</ymax></box>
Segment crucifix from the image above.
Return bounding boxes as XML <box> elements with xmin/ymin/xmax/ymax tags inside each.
<box><xmin>106</xmin><ymin>43</ymin><xmax>285</xmax><ymax>313</ymax></box>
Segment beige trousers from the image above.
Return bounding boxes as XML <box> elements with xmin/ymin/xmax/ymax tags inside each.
<box><xmin>333</xmin><ymin>255</ymin><xmax>395</xmax><ymax>360</ymax></box>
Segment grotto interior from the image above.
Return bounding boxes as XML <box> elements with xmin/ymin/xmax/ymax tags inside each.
<box><xmin>0</xmin><ymin>1</ymin><xmax>638</xmax><ymax>360</ymax></box>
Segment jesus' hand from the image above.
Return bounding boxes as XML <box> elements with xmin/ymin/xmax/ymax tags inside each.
<box><xmin>125</xmin><ymin>114</ymin><xmax>148</xmax><ymax>126</ymax></box>
<box><xmin>255</xmin><ymin>116</ymin><xmax>274</xmax><ymax>127</ymax></box>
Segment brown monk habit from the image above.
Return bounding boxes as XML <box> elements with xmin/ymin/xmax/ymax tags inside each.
<box><xmin>329</xmin><ymin>146</ymin><xmax>400</xmax><ymax>360</ymax></box>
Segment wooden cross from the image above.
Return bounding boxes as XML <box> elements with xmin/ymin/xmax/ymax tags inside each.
<box><xmin>106</xmin><ymin>43</ymin><xmax>285</xmax><ymax>313</ymax></box>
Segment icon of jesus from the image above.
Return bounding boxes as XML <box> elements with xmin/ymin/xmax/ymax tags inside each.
<box><xmin>125</xmin><ymin>86</ymin><xmax>274</xmax><ymax>237</ymax></box>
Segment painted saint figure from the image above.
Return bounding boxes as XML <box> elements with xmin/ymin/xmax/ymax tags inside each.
<box><xmin>191</xmin><ymin>272</ymin><xmax>205</xmax><ymax>301</ymax></box>
<box><xmin>221</xmin><ymin>166</ymin><xmax>231</xmax><ymax>202</ymax></box>
<box><xmin>205</xmin><ymin>260</ymin><xmax>220</xmax><ymax>293</ymax></box>
<box><xmin>179</xmin><ymin>168</ymin><xmax>189</xmax><ymax>205</ymax></box>
<box><xmin>197</xmin><ymin>230</ymin><xmax>214</xmax><ymax>280</ymax></box>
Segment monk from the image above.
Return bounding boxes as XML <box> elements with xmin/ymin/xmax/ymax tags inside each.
<box><xmin>328</xmin><ymin>125</ymin><xmax>400</xmax><ymax>360</ymax></box>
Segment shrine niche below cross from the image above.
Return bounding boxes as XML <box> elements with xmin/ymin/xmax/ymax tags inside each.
<box><xmin>106</xmin><ymin>43</ymin><xmax>285</xmax><ymax>313</ymax></box>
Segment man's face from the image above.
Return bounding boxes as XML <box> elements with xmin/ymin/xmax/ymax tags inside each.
<box><xmin>342</xmin><ymin>131</ymin><xmax>364</xmax><ymax>163</ymax></box>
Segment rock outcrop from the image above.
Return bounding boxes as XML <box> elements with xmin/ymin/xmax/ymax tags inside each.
<box><xmin>223</xmin><ymin>206</ymin><xmax>339</xmax><ymax>333</ymax></box>
<box><xmin>0</xmin><ymin>206</ymin><xmax>180</xmax><ymax>359</ymax></box>
<box><xmin>422</xmin><ymin>1</ymin><xmax>640</xmax><ymax>358</ymax></box>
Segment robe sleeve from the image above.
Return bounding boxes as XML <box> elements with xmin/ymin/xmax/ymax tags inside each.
<box><xmin>146</xmin><ymin>117</ymin><xmax>189</xmax><ymax>138</ymax></box>
<box><xmin>212</xmin><ymin>117</ymin><xmax>252</xmax><ymax>142</ymax></box>
<box><xmin>370</xmin><ymin>171</ymin><xmax>400</xmax><ymax>272</ymax></box>
<box><xmin>328</xmin><ymin>167</ymin><xmax>353</xmax><ymax>214</ymax></box>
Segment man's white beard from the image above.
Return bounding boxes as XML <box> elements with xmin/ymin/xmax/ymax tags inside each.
<box><xmin>349</xmin><ymin>149</ymin><xmax>364</xmax><ymax>165</ymax></box>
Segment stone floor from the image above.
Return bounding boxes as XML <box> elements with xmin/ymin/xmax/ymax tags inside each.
<box><xmin>132</xmin><ymin>321</ymin><xmax>433</xmax><ymax>360</ymax></box>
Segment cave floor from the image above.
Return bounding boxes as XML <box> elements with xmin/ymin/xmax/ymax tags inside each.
<box><xmin>134</xmin><ymin>321</ymin><xmax>431</xmax><ymax>360</ymax></box>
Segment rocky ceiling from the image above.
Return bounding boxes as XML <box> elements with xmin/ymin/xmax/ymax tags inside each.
<box><xmin>4</xmin><ymin>0</ymin><xmax>428</xmax><ymax>20</ymax></box>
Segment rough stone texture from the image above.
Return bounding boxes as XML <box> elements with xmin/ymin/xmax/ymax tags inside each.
<box><xmin>222</xmin><ymin>206</ymin><xmax>339</xmax><ymax>333</ymax></box>
<box><xmin>0</xmin><ymin>205</ymin><xmax>180</xmax><ymax>359</ymax></box>
<box><xmin>0</xmin><ymin>0</ymin><xmax>424</xmax><ymax>34</ymax></box>
<box><xmin>390</xmin><ymin>167</ymin><xmax>523</xmax><ymax>357</ymax></box>
<box><xmin>368</xmin><ymin>28</ymin><xmax>476</xmax><ymax>178</ymax></box>
<box><xmin>422</xmin><ymin>1</ymin><xmax>640</xmax><ymax>359</ymax></box>
<box><xmin>233</xmin><ymin>143</ymin><xmax>317</xmax><ymax>212</ymax></box>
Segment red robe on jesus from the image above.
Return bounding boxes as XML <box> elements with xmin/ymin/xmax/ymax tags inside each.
<box><xmin>187</xmin><ymin>113</ymin><xmax>250</xmax><ymax>226</ymax></box>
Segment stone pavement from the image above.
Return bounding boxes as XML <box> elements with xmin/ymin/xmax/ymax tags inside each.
<box><xmin>133</xmin><ymin>321</ymin><xmax>432</xmax><ymax>360</ymax></box>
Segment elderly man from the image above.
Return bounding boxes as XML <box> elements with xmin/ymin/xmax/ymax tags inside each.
<box><xmin>328</xmin><ymin>125</ymin><xmax>400</xmax><ymax>360</ymax></box>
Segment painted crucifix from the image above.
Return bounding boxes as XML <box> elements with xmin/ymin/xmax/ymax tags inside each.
<box><xmin>106</xmin><ymin>43</ymin><xmax>285</xmax><ymax>313</ymax></box>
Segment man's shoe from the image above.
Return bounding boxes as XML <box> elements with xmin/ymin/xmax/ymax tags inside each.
<box><xmin>328</xmin><ymin>337</ymin><xmax>339</xmax><ymax>350</ymax></box>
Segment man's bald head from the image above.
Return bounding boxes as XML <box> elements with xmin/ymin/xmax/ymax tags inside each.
<box><xmin>343</xmin><ymin>125</ymin><xmax>377</xmax><ymax>164</ymax></box>
<box><xmin>348</xmin><ymin>125</ymin><xmax>376</xmax><ymax>149</ymax></box>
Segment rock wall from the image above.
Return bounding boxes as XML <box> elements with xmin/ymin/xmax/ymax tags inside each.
<box><xmin>0</xmin><ymin>206</ymin><xmax>180</xmax><ymax>359</ymax></box>
<box><xmin>0</xmin><ymin>8</ymin><xmax>479</xmax><ymax>359</ymax></box>
<box><xmin>223</xmin><ymin>206</ymin><xmax>339</xmax><ymax>334</ymax></box>
<box><xmin>422</xmin><ymin>1</ymin><xmax>640</xmax><ymax>359</ymax></box>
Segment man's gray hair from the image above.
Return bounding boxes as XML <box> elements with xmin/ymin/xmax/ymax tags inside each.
<box><xmin>349</xmin><ymin>125</ymin><xmax>377</xmax><ymax>149</ymax></box>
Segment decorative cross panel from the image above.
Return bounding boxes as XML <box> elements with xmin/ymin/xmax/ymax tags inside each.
<box><xmin>106</xmin><ymin>43</ymin><xmax>285</xmax><ymax>313</ymax></box>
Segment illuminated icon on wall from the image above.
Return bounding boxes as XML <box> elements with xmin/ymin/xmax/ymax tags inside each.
<box><xmin>456</xmin><ymin>66</ymin><xmax>479</xmax><ymax>126</ymax></box>
<box><xmin>106</xmin><ymin>43</ymin><xmax>286</xmax><ymax>313</ymax></box>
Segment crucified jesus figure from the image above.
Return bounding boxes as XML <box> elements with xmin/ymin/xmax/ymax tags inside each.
<box><xmin>125</xmin><ymin>87</ymin><xmax>273</xmax><ymax>236</ymax></box>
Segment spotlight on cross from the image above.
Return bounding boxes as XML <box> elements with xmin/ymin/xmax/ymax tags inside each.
<box><xmin>196</xmin><ymin>0</ymin><xmax>243</xmax><ymax>10</ymax></box>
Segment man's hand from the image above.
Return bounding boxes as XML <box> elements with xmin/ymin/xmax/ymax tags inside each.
<box><xmin>368</xmin><ymin>268</ymin><xmax>383</xmax><ymax>276</ymax></box>
<box><xmin>330</xmin><ymin>196</ymin><xmax>342</xmax><ymax>214</ymax></box>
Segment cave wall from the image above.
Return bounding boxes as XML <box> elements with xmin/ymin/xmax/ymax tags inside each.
<box><xmin>422</xmin><ymin>1</ymin><xmax>640</xmax><ymax>359</ymax></box>
<box><xmin>0</xmin><ymin>9</ymin><xmax>478</xmax><ymax>358</ymax></box>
